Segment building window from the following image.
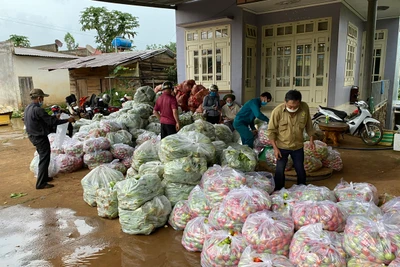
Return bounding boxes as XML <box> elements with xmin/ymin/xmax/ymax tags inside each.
<box><xmin>345</xmin><ymin>23</ymin><xmax>358</xmax><ymax>86</ymax></box>
<box><xmin>186</xmin><ymin>25</ymin><xmax>231</xmax><ymax>90</ymax></box>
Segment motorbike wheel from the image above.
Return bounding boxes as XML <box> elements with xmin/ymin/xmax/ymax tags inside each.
<box><xmin>360</xmin><ymin>122</ymin><xmax>383</xmax><ymax>145</ymax></box>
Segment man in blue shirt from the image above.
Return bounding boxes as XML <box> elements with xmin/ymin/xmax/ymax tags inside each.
<box><xmin>233</xmin><ymin>92</ymin><xmax>272</xmax><ymax>148</ymax></box>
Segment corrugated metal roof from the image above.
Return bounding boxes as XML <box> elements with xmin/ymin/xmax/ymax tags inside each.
<box><xmin>42</xmin><ymin>48</ymin><xmax>175</xmax><ymax>71</ymax></box>
<box><xmin>14</xmin><ymin>47</ymin><xmax>80</xmax><ymax>59</ymax></box>
<box><xmin>94</xmin><ymin>0</ymin><xmax>195</xmax><ymax>9</ymax></box>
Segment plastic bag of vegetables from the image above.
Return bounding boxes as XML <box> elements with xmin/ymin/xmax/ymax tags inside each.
<box><xmin>182</xmin><ymin>216</ymin><xmax>214</xmax><ymax>252</ymax></box>
<box><xmin>179</xmin><ymin>112</ymin><xmax>193</xmax><ymax>127</ymax></box>
<box><xmin>110</xmin><ymin>143</ymin><xmax>134</xmax><ymax>160</ymax></box>
<box><xmin>214</xmin><ymin>124</ymin><xmax>233</xmax><ymax>144</ymax></box>
<box><xmin>115</xmin><ymin>173</ymin><xmax>164</xmax><ymax>211</ymax></box>
<box><xmin>200</xmin><ymin>165</ymin><xmax>247</xmax><ymax>205</ymax></box>
<box><xmin>131</xmin><ymin>139</ymin><xmax>160</xmax><ymax>171</ymax></box>
<box><xmin>119</xmin><ymin>195</ymin><xmax>171</xmax><ymax>235</ymax></box>
<box><xmin>180</xmin><ymin>119</ymin><xmax>216</xmax><ymax>141</ymax></box>
<box><xmin>138</xmin><ymin>161</ymin><xmax>164</xmax><ymax>178</ymax></box>
<box><xmin>115</xmin><ymin>113</ymin><xmax>143</xmax><ymax>131</ymax></box>
<box><xmin>62</xmin><ymin>138</ymin><xmax>84</xmax><ymax>157</ymax></box>
<box><xmin>83</xmin><ymin>137</ymin><xmax>111</xmax><ymax>153</ymax></box>
<box><xmin>133</xmin><ymin>86</ymin><xmax>156</xmax><ymax>104</ymax></box>
<box><xmin>322</xmin><ymin>147</ymin><xmax>343</xmax><ymax>171</ymax></box>
<box><xmin>163</xmin><ymin>181</ymin><xmax>195</xmax><ymax>206</ymax></box>
<box><xmin>188</xmin><ymin>185</ymin><xmax>212</xmax><ymax>217</ymax></box>
<box><xmin>145</xmin><ymin>122</ymin><xmax>161</xmax><ymax>135</ymax></box>
<box><xmin>191</xmin><ymin>112</ymin><xmax>205</xmax><ymax>121</ymax></box>
<box><xmin>289</xmin><ymin>223</ymin><xmax>346</xmax><ymax>267</ymax></box>
<box><xmin>337</xmin><ymin>200</ymin><xmax>383</xmax><ymax>221</ymax></box>
<box><xmin>87</xmin><ymin>128</ymin><xmax>106</xmax><ymax>138</ymax></box>
<box><xmin>201</xmin><ymin>230</ymin><xmax>247</xmax><ymax>267</ymax></box>
<box><xmin>81</xmin><ymin>165</ymin><xmax>124</xmax><ymax>207</ymax></box>
<box><xmin>257</xmin><ymin>122</ymin><xmax>272</xmax><ymax>146</ymax></box>
<box><xmin>163</xmin><ymin>156</ymin><xmax>207</xmax><ymax>185</ymax></box>
<box><xmin>238</xmin><ymin>247</ymin><xmax>294</xmax><ymax>267</ymax></box>
<box><xmin>126</xmin><ymin>167</ymin><xmax>140</xmax><ymax>180</ymax></box>
<box><xmin>381</xmin><ymin>197</ymin><xmax>400</xmax><ymax>215</ymax></box>
<box><xmin>212</xmin><ymin>141</ymin><xmax>228</xmax><ymax>165</ymax></box>
<box><xmin>83</xmin><ymin>150</ymin><xmax>113</xmax><ymax>170</ymax></box>
<box><xmin>135</xmin><ymin>130</ymin><xmax>157</xmax><ymax>146</ymax></box>
<box><xmin>96</xmin><ymin>183</ymin><xmax>118</xmax><ymax>219</ymax></box>
<box><xmin>99</xmin><ymin>120</ymin><xmax>123</xmax><ymax>133</ymax></box>
<box><xmin>347</xmin><ymin>258</ymin><xmax>389</xmax><ymax>267</ymax></box>
<box><xmin>232</xmin><ymin>130</ymin><xmax>242</xmax><ymax>145</ymax></box>
<box><xmin>159</xmin><ymin>131</ymin><xmax>215</xmax><ymax>164</ymax></box>
<box><xmin>244</xmin><ymin>172</ymin><xmax>275</xmax><ymax>194</ymax></box>
<box><xmin>168</xmin><ymin>200</ymin><xmax>193</xmax><ymax>230</ymax></box>
<box><xmin>79</xmin><ymin>121</ymin><xmax>100</xmax><ymax>133</ymax></box>
<box><xmin>128</xmin><ymin>103</ymin><xmax>154</xmax><ymax>119</ymax></box>
<box><xmin>303</xmin><ymin>155</ymin><xmax>323</xmax><ymax>172</ymax></box>
<box><xmin>221</xmin><ymin>145</ymin><xmax>257</xmax><ymax>172</ymax></box>
<box><xmin>304</xmin><ymin>140</ymin><xmax>329</xmax><ymax>160</ymax></box>
<box><xmin>55</xmin><ymin>154</ymin><xmax>83</xmax><ymax>173</ymax></box>
<box><xmin>289</xmin><ymin>184</ymin><xmax>336</xmax><ymax>202</ymax></box>
<box><xmin>102</xmin><ymin>159</ymin><xmax>127</xmax><ymax>174</ymax></box>
<box><xmin>106</xmin><ymin>130</ymin><xmax>133</xmax><ymax>146</ymax></box>
<box><xmin>334</xmin><ymin>179</ymin><xmax>379</xmax><ymax>204</ymax></box>
<box><xmin>30</xmin><ymin>154</ymin><xmax>59</xmax><ymax>178</ymax></box>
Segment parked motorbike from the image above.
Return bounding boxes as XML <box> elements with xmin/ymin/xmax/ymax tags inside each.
<box><xmin>312</xmin><ymin>100</ymin><xmax>383</xmax><ymax>145</ymax></box>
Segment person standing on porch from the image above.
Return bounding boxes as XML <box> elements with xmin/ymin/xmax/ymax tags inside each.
<box><xmin>202</xmin><ymin>84</ymin><xmax>221</xmax><ymax>124</ymax></box>
<box><xmin>153</xmin><ymin>81</ymin><xmax>180</xmax><ymax>139</ymax></box>
<box><xmin>221</xmin><ymin>94</ymin><xmax>241</xmax><ymax>131</ymax></box>
<box><xmin>267</xmin><ymin>89</ymin><xmax>315</xmax><ymax>190</ymax></box>
<box><xmin>233</xmin><ymin>92</ymin><xmax>272</xmax><ymax>148</ymax></box>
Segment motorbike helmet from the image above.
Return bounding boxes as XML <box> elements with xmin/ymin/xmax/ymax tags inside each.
<box><xmin>209</xmin><ymin>84</ymin><xmax>219</xmax><ymax>92</ymax></box>
<box><xmin>102</xmin><ymin>94</ymin><xmax>111</xmax><ymax>104</ymax></box>
<box><xmin>51</xmin><ymin>105</ymin><xmax>60</xmax><ymax>113</ymax></box>
<box><xmin>162</xmin><ymin>81</ymin><xmax>173</xmax><ymax>91</ymax></box>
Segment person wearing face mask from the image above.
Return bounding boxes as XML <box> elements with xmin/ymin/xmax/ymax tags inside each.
<box><xmin>24</xmin><ymin>88</ymin><xmax>75</xmax><ymax>189</ymax></box>
<box><xmin>267</xmin><ymin>89</ymin><xmax>315</xmax><ymax>190</ymax></box>
<box><xmin>221</xmin><ymin>94</ymin><xmax>241</xmax><ymax>131</ymax></box>
<box><xmin>233</xmin><ymin>92</ymin><xmax>272</xmax><ymax>148</ymax></box>
<box><xmin>202</xmin><ymin>84</ymin><xmax>221</xmax><ymax>124</ymax></box>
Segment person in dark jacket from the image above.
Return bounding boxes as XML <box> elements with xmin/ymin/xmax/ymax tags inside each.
<box><xmin>202</xmin><ymin>84</ymin><xmax>221</xmax><ymax>124</ymax></box>
<box><xmin>233</xmin><ymin>92</ymin><xmax>272</xmax><ymax>148</ymax></box>
<box><xmin>24</xmin><ymin>89</ymin><xmax>75</xmax><ymax>189</ymax></box>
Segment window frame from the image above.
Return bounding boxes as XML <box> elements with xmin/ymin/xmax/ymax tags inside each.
<box><xmin>344</xmin><ymin>23</ymin><xmax>358</xmax><ymax>86</ymax></box>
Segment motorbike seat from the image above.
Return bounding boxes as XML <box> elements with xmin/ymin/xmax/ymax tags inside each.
<box><xmin>319</xmin><ymin>106</ymin><xmax>348</xmax><ymax>120</ymax></box>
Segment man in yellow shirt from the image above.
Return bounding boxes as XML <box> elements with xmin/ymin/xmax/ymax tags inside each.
<box><xmin>221</xmin><ymin>94</ymin><xmax>241</xmax><ymax>131</ymax></box>
<box><xmin>267</xmin><ymin>90</ymin><xmax>315</xmax><ymax>190</ymax></box>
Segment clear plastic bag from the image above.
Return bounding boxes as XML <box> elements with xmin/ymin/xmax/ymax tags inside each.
<box><xmin>232</xmin><ymin>130</ymin><xmax>242</xmax><ymax>145</ymax></box>
<box><xmin>63</xmin><ymin>138</ymin><xmax>84</xmax><ymax>157</ymax></box>
<box><xmin>55</xmin><ymin>154</ymin><xmax>83</xmax><ymax>173</ymax></box>
<box><xmin>188</xmin><ymin>185</ymin><xmax>212</xmax><ymax>218</ymax></box>
<box><xmin>118</xmin><ymin>195</ymin><xmax>171</xmax><ymax>235</ymax></box>
<box><xmin>115</xmin><ymin>113</ymin><xmax>143</xmax><ymax>131</ymax></box>
<box><xmin>30</xmin><ymin>154</ymin><xmax>59</xmax><ymax>178</ymax></box>
<box><xmin>214</xmin><ymin>124</ymin><xmax>233</xmax><ymax>144</ymax></box>
<box><xmin>257</xmin><ymin>122</ymin><xmax>272</xmax><ymax>146</ymax></box>
<box><xmin>163</xmin><ymin>156</ymin><xmax>207</xmax><ymax>185</ymax></box>
<box><xmin>180</xmin><ymin>119</ymin><xmax>216</xmax><ymax>141</ymax></box>
<box><xmin>81</xmin><ymin>165</ymin><xmax>124</xmax><ymax>207</ymax></box>
<box><xmin>145</xmin><ymin>122</ymin><xmax>161</xmax><ymax>135</ymax></box>
<box><xmin>106</xmin><ymin>130</ymin><xmax>133</xmax><ymax>146</ymax></box>
<box><xmin>131</xmin><ymin>139</ymin><xmax>160</xmax><ymax>171</ymax></box>
<box><xmin>99</xmin><ymin>120</ymin><xmax>123</xmax><ymax>133</ymax></box>
<box><xmin>126</xmin><ymin>167</ymin><xmax>139</xmax><ymax>180</ymax></box>
<box><xmin>334</xmin><ymin>179</ymin><xmax>379</xmax><ymax>204</ymax></box>
<box><xmin>83</xmin><ymin>150</ymin><xmax>113</xmax><ymax>170</ymax></box>
<box><xmin>200</xmin><ymin>165</ymin><xmax>247</xmax><ymax>205</ymax></box>
<box><xmin>289</xmin><ymin>223</ymin><xmax>346</xmax><ymax>267</ymax></box>
<box><xmin>244</xmin><ymin>172</ymin><xmax>275</xmax><ymax>194</ymax></box>
<box><xmin>102</xmin><ymin>159</ymin><xmax>127</xmax><ymax>175</ymax></box>
<box><xmin>238</xmin><ymin>246</ymin><xmax>294</xmax><ymax>267</ymax></box>
<box><xmin>96</xmin><ymin>186</ymin><xmax>118</xmax><ymax>219</ymax></box>
<box><xmin>242</xmin><ymin>211</ymin><xmax>294</xmax><ymax>256</ymax></box>
<box><xmin>115</xmin><ymin>173</ymin><xmax>164</xmax><ymax>211</ymax></box>
<box><xmin>381</xmin><ymin>197</ymin><xmax>400</xmax><ymax>215</ymax></box>
<box><xmin>292</xmin><ymin>200</ymin><xmax>345</xmax><ymax>231</ymax></box>
<box><xmin>138</xmin><ymin>161</ymin><xmax>164</xmax><ymax>178</ymax></box>
<box><xmin>343</xmin><ymin>213</ymin><xmax>400</xmax><ymax>265</ymax></box>
<box><xmin>182</xmin><ymin>216</ymin><xmax>214</xmax><ymax>252</ymax></box>
<box><xmin>221</xmin><ymin>145</ymin><xmax>257</xmax><ymax>172</ymax></box>
<box><xmin>347</xmin><ymin>258</ymin><xmax>388</xmax><ymax>267</ymax></box>
<box><xmin>110</xmin><ymin>143</ymin><xmax>134</xmax><ymax>160</ymax></box>
<box><xmin>136</xmin><ymin>130</ymin><xmax>157</xmax><ymax>146</ymax></box>
<box><xmin>304</xmin><ymin>140</ymin><xmax>329</xmax><ymax>160</ymax></box>
<box><xmin>159</xmin><ymin>131</ymin><xmax>215</xmax><ymax>164</ymax></box>
<box><xmin>163</xmin><ymin>181</ymin><xmax>195</xmax><ymax>206</ymax></box>
<box><xmin>87</xmin><ymin>128</ymin><xmax>106</xmax><ymax>138</ymax></box>
<box><xmin>201</xmin><ymin>230</ymin><xmax>247</xmax><ymax>267</ymax></box>
<box><xmin>304</xmin><ymin>155</ymin><xmax>323</xmax><ymax>172</ymax></box>
<box><xmin>322</xmin><ymin>147</ymin><xmax>343</xmax><ymax>171</ymax></box>
<box><xmin>212</xmin><ymin>140</ymin><xmax>227</xmax><ymax>165</ymax></box>
<box><xmin>179</xmin><ymin>112</ymin><xmax>193</xmax><ymax>127</ymax></box>
<box><xmin>168</xmin><ymin>200</ymin><xmax>193</xmax><ymax>230</ymax></box>
<box><xmin>337</xmin><ymin>200</ymin><xmax>383</xmax><ymax>221</ymax></box>
<box><xmin>270</xmin><ymin>191</ymin><xmax>296</xmax><ymax>217</ymax></box>
<box><xmin>128</xmin><ymin>103</ymin><xmax>154</xmax><ymax>119</ymax></box>
<box><xmin>289</xmin><ymin>184</ymin><xmax>336</xmax><ymax>202</ymax></box>
<box><xmin>79</xmin><ymin>121</ymin><xmax>100</xmax><ymax>133</ymax></box>
<box><xmin>53</xmin><ymin>113</ymin><xmax>70</xmax><ymax>149</ymax></box>
<box><xmin>133</xmin><ymin>86</ymin><xmax>156</xmax><ymax>104</ymax></box>
<box><xmin>83</xmin><ymin>137</ymin><xmax>111</xmax><ymax>153</ymax></box>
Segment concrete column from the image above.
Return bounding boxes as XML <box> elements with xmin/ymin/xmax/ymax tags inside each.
<box><xmin>362</xmin><ymin>0</ymin><xmax>378</xmax><ymax>100</ymax></box>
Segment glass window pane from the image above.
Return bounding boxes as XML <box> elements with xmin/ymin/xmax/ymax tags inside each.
<box><xmin>266</xmin><ymin>58</ymin><xmax>272</xmax><ymax>78</ymax></box>
<box><xmin>277</xmin><ymin>27</ymin><xmax>284</xmax><ymax>36</ymax></box>
<box><xmin>317</xmin><ymin>54</ymin><xmax>324</xmax><ymax>76</ymax></box>
<box><xmin>202</xmin><ymin>57</ymin><xmax>207</xmax><ymax>73</ymax></box>
<box><xmin>297</xmin><ymin>45</ymin><xmax>303</xmax><ymax>55</ymax></box>
<box><xmin>306</xmin><ymin>23</ymin><xmax>314</xmax><ymax>32</ymax></box>
<box><xmin>285</xmin><ymin>26</ymin><xmax>292</xmax><ymax>35</ymax></box>
<box><xmin>318</xmin><ymin>43</ymin><xmax>325</xmax><ymax>53</ymax></box>
<box><xmin>216</xmin><ymin>48</ymin><xmax>221</xmax><ymax>54</ymax></box>
<box><xmin>201</xmin><ymin>31</ymin><xmax>207</xmax><ymax>39</ymax></box>
<box><xmin>202</xmin><ymin>75</ymin><xmax>208</xmax><ymax>80</ymax></box>
<box><xmin>215</xmin><ymin>30</ymin><xmax>221</xmax><ymax>38</ymax></box>
<box><xmin>296</xmin><ymin>56</ymin><xmax>303</xmax><ymax>76</ymax></box>
<box><xmin>266</xmin><ymin>48</ymin><xmax>272</xmax><ymax>56</ymax></box>
<box><xmin>207</xmin><ymin>49</ymin><xmax>212</xmax><ymax>55</ymax></box>
<box><xmin>316</xmin><ymin>77</ymin><xmax>323</xmax><ymax>86</ymax></box>
<box><xmin>217</xmin><ymin>75</ymin><xmax>222</xmax><ymax>81</ymax></box>
<box><xmin>194</xmin><ymin>57</ymin><xmax>199</xmax><ymax>74</ymax></box>
<box><xmin>202</xmin><ymin>49</ymin><xmax>207</xmax><ymax>56</ymax></box>
<box><xmin>318</xmin><ymin>22</ymin><xmax>328</xmax><ymax>31</ymax></box>
<box><xmin>304</xmin><ymin>78</ymin><xmax>310</xmax><ymax>86</ymax></box>
<box><xmin>378</xmin><ymin>32</ymin><xmax>384</xmax><ymax>39</ymax></box>
<box><xmin>277</xmin><ymin>57</ymin><xmax>282</xmax><ymax>77</ymax></box>
<box><xmin>208</xmin><ymin>31</ymin><xmax>213</xmax><ymax>39</ymax></box>
<box><xmin>374</xmin><ymin>57</ymin><xmax>381</xmax><ymax>75</ymax></box>
<box><xmin>193</xmin><ymin>33</ymin><xmax>198</xmax><ymax>40</ymax></box>
<box><xmin>194</xmin><ymin>75</ymin><xmax>199</xmax><ymax>81</ymax></box>
<box><xmin>277</xmin><ymin>47</ymin><xmax>283</xmax><ymax>56</ymax></box>
<box><xmin>194</xmin><ymin>51</ymin><xmax>198</xmax><ymax>56</ymax></box>
<box><xmin>216</xmin><ymin>55</ymin><xmax>221</xmax><ymax>73</ymax></box>
<box><xmin>276</xmin><ymin>79</ymin><xmax>281</xmax><ymax>87</ymax></box>
<box><xmin>295</xmin><ymin>78</ymin><xmax>302</xmax><ymax>86</ymax></box>
<box><xmin>187</xmin><ymin>33</ymin><xmax>193</xmax><ymax>41</ymax></box>
<box><xmin>265</xmin><ymin>79</ymin><xmax>271</xmax><ymax>87</ymax></box>
<box><xmin>284</xmin><ymin>57</ymin><xmax>291</xmax><ymax>77</ymax></box>
<box><xmin>376</xmin><ymin>49</ymin><xmax>381</xmax><ymax>57</ymax></box>
<box><xmin>284</xmin><ymin>78</ymin><xmax>290</xmax><ymax>87</ymax></box>
<box><xmin>305</xmin><ymin>44</ymin><xmax>312</xmax><ymax>54</ymax></box>
<box><xmin>208</xmin><ymin>56</ymin><xmax>213</xmax><ymax>74</ymax></box>
<box><xmin>208</xmin><ymin>75</ymin><xmax>213</xmax><ymax>80</ymax></box>
<box><xmin>297</xmin><ymin>24</ymin><xmax>304</xmax><ymax>34</ymax></box>
<box><xmin>285</xmin><ymin>46</ymin><xmax>291</xmax><ymax>55</ymax></box>
<box><xmin>266</xmin><ymin>28</ymin><xmax>273</xmax><ymax>37</ymax></box>
<box><xmin>304</xmin><ymin>55</ymin><xmax>311</xmax><ymax>76</ymax></box>
<box><xmin>222</xmin><ymin>29</ymin><xmax>228</xmax><ymax>37</ymax></box>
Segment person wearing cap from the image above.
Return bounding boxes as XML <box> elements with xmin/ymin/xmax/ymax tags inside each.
<box><xmin>221</xmin><ymin>94</ymin><xmax>241</xmax><ymax>131</ymax></box>
<box><xmin>24</xmin><ymin>88</ymin><xmax>76</xmax><ymax>189</ymax></box>
<box><xmin>153</xmin><ymin>81</ymin><xmax>180</xmax><ymax>139</ymax></box>
<box><xmin>233</xmin><ymin>92</ymin><xmax>272</xmax><ymax>148</ymax></box>
<box><xmin>202</xmin><ymin>84</ymin><xmax>221</xmax><ymax>124</ymax></box>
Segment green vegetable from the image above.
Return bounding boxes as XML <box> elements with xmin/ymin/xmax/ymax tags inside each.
<box><xmin>10</xmin><ymin>193</ymin><xmax>27</xmax><ymax>199</ymax></box>
<box><xmin>222</xmin><ymin>145</ymin><xmax>257</xmax><ymax>172</ymax></box>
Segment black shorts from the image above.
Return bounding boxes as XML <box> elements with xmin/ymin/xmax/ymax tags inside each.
<box><xmin>161</xmin><ymin>123</ymin><xmax>177</xmax><ymax>139</ymax></box>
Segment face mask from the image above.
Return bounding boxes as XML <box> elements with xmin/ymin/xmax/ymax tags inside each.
<box><xmin>210</xmin><ymin>92</ymin><xmax>217</xmax><ymax>97</ymax></box>
<box><xmin>261</xmin><ymin>101</ymin><xmax>268</xmax><ymax>106</ymax></box>
<box><xmin>227</xmin><ymin>102</ymin><xmax>233</xmax><ymax>107</ymax></box>
<box><xmin>286</xmin><ymin>107</ymin><xmax>299</xmax><ymax>113</ymax></box>
<box><xmin>39</xmin><ymin>101</ymin><xmax>43</xmax><ymax>107</ymax></box>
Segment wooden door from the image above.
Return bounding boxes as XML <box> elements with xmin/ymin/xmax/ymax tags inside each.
<box><xmin>244</xmin><ymin>38</ymin><xmax>257</xmax><ymax>103</ymax></box>
<box><xmin>18</xmin><ymin>77</ymin><xmax>34</xmax><ymax>107</ymax></box>
<box><xmin>76</xmin><ymin>79</ymin><xmax>88</xmax><ymax>100</ymax></box>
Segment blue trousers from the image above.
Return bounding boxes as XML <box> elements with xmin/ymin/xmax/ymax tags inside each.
<box><xmin>233</xmin><ymin>123</ymin><xmax>254</xmax><ymax>148</ymax></box>
<box><xmin>274</xmin><ymin>147</ymin><xmax>306</xmax><ymax>190</ymax></box>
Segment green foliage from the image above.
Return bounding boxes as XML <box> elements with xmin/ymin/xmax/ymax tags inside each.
<box><xmin>11</xmin><ymin>110</ymin><xmax>23</xmax><ymax>118</ymax></box>
<box><xmin>64</xmin><ymin>32</ymin><xmax>79</xmax><ymax>50</ymax></box>
<box><xmin>167</xmin><ymin>65</ymin><xmax>177</xmax><ymax>84</ymax></box>
<box><xmin>108</xmin><ymin>88</ymin><xmax>133</xmax><ymax>107</ymax></box>
<box><xmin>80</xmin><ymin>6</ymin><xmax>139</xmax><ymax>53</ymax></box>
<box><xmin>146</xmin><ymin>42</ymin><xmax>176</xmax><ymax>53</ymax></box>
<box><xmin>9</xmin><ymin>34</ymin><xmax>30</xmax><ymax>47</ymax></box>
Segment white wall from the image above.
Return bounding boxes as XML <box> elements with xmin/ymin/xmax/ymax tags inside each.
<box><xmin>13</xmin><ymin>55</ymin><xmax>72</xmax><ymax>106</ymax></box>
<box><xmin>0</xmin><ymin>42</ymin><xmax>20</xmax><ymax>109</ymax></box>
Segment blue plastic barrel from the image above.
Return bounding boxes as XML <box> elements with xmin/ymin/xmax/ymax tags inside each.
<box><xmin>111</xmin><ymin>37</ymin><xmax>132</xmax><ymax>48</ymax></box>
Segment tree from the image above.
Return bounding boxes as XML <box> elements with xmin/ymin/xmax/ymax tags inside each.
<box><xmin>80</xmin><ymin>6</ymin><xmax>139</xmax><ymax>53</ymax></box>
<box><xmin>146</xmin><ymin>42</ymin><xmax>176</xmax><ymax>53</ymax></box>
<box><xmin>64</xmin><ymin>32</ymin><xmax>79</xmax><ymax>50</ymax></box>
<box><xmin>8</xmin><ymin>34</ymin><xmax>30</xmax><ymax>47</ymax></box>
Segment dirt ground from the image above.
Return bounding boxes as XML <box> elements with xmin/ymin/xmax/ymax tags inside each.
<box><xmin>0</xmin><ymin>118</ymin><xmax>399</xmax><ymax>266</ymax></box>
